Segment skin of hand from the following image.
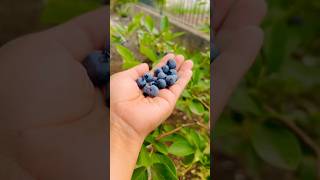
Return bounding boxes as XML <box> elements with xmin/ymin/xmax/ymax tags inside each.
<box><xmin>212</xmin><ymin>0</ymin><xmax>267</xmax><ymax>123</ymax></box>
<box><xmin>110</xmin><ymin>54</ymin><xmax>193</xmax><ymax>180</ymax></box>
<box><xmin>0</xmin><ymin>7</ymin><xmax>108</xmax><ymax>180</ymax></box>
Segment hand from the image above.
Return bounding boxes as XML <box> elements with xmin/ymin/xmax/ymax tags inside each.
<box><xmin>212</xmin><ymin>0</ymin><xmax>267</xmax><ymax>122</ymax></box>
<box><xmin>110</xmin><ymin>54</ymin><xmax>193</xmax><ymax>180</ymax></box>
<box><xmin>110</xmin><ymin>53</ymin><xmax>193</xmax><ymax>139</ymax></box>
<box><xmin>0</xmin><ymin>8</ymin><xmax>108</xmax><ymax>180</ymax></box>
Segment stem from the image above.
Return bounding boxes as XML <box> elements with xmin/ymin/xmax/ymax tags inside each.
<box><xmin>156</xmin><ymin>123</ymin><xmax>196</xmax><ymax>141</ymax></box>
<box><xmin>147</xmin><ymin>167</ymin><xmax>152</xmax><ymax>180</ymax></box>
<box><xmin>264</xmin><ymin>105</ymin><xmax>320</xmax><ymax>180</ymax></box>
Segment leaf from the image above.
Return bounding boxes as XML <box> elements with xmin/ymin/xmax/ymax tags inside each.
<box><xmin>152</xmin><ymin>153</ymin><xmax>177</xmax><ymax>176</ymax></box>
<box><xmin>151</xmin><ymin>163</ymin><xmax>178</xmax><ymax>180</ymax></box>
<box><xmin>137</xmin><ymin>146</ymin><xmax>152</xmax><ymax>167</ymax></box>
<box><xmin>251</xmin><ymin>124</ymin><xmax>302</xmax><ymax>170</ymax></box>
<box><xmin>132</xmin><ymin>167</ymin><xmax>148</xmax><ymax>180</ymax></box>
<box><xmin>116</xmin><ymin>45</ymin><xmax>140</xmax><ymax>69</ymax></box>
<box><xmin>188</xmin><ymin>100</ymin><xmax>205</xmax><ymax>115</ymax></box>
<box><xmin>265</xmin><ymin>22</ymin><xmax>289</xmax><ymax>73</ymax></box>
<box><xmin>153</xmin><ymin>141</ymin><xmax>168</xmax><ymax>155</ymax></box>
<box><xmin>228</xmin><ymin>86</ymin><xmax>261</xmax><ymax>115</ymax></box>
<box><xmin>140</xmin><ymin>44</ymin><xmax>158</xmax><ymax>62</ymax></box>
<box><xmin>144</xmin><ymin>15</ymin><xmax>154</xmax><ymax>33</ymax></box>
<box><xmin>189</xmin><ymin>129</ymin><xmax>205</xmax><ymax>150</ymax></box>
<box><xmin>168</xmin><ymin>138</ymin><xmax>195</xmax><ymax>157</ymax></box>
<box><xmin>160</xmin><ymin>16</ymin><xmax>169</xmax><ymax>32</ymax></box>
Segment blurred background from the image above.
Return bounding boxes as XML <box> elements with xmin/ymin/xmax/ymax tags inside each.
<box><xmin>0</xmin><ymin>0</ymin><xmax>104</xmax><ymax>45</ymax></box>
<box><xmin>213</xmin><ymin>0</ymin><xmax>320</xmax><ymax>180</ymax></box>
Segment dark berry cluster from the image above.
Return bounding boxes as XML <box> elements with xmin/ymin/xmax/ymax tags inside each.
<box><xmin>82</xmin><ymin>50</ymin><xmax>109</xmax><ymax>87</ymax></box>
<box><xmin>136</xmin><ymin>59</ymin><xmax>178</xmax><ymax>97</ymax></box>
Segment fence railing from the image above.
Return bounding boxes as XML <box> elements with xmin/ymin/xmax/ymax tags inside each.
<box><xmin>139</xmin><ymin>0</ymin><xmax>210</xmax><ymax>29</ymax></box>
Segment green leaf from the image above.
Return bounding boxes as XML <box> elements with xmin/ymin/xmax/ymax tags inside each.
<box><xmin>189</xmin><ymin>130</ymin><xmax>205</xmax><ymax>150</ymax></box>
<box><xmin>132</xmin><ymin>167</ymin><xmax>148</xmax><ymax>180</ymax></box>
<box><xmin>116</xmin><ymin>45</ymin><xmax>140</xmax><ymax>69</ymax></box>
<box><xmin>168</xmin><ymin>138</ymin><xmax>195</xmax><ymax>157</ymax></box>
<box><xmin>188</xmin><ymin>100</ymin><xmax>205</xmax><ymax>115</ymax></box>
<box><xmin>251</xmin><ymin>124</ymin><xmax>302</xmax><ymax>170</ymax></box>
<box><xmin>160</xmin><ymin>16</ymin><xmax>169</xmax><ymax>32</ymax></box>
<box><xmin>152</xmin><ymin>153</ymin><xmax>177</xmax><ymax>176</ymax></box>
<box><xmin>228</xmin><ymin>87</ymin><xmax>261</xmax><ymax>115</ymax></box>
<box><xmin>151</xmin><ymin>163</ymin><xmax>178</xmax><ymax>180</ymax></box>
<box><xmin>137</xmin><ymin>146</ymin><xmax>152</xmax><ymax>167</ymax></box>
<box><xmin>153</xmin><ymin>141</ymin><xmax>168</xmax><ymax>155</ymax></box>
<box><xmin>265</xmin><ymin>22</ymin><xmax>289</xmax><ymax>73</ymax></box>
<box><xmin>144</xmin><ymin>15</ymin><xmax>154</xmax><ymax>33</ymax></box>
<box><xmin>140</xmin><ymin>44</ymin><xmax>158</xmax><ymax>62</ymax></box>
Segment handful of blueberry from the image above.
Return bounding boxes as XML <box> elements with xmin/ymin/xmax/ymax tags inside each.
<box><xmin>136</xmin><ymin>59</ymin><xmax>178</xmax><ymax>97</ymax></box>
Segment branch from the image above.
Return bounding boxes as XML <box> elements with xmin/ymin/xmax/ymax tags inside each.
<box><xmin>156</xmin><ymin>123</ymin><xmax>196</xmax><ymax>141</ymax></box>
<box><xmin>264</xmin><ymin>105</ymin><xmax>320</xmax><ymax>180</ymax></box>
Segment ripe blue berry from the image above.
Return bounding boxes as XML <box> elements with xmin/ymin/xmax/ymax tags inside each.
<box><xmin>165</xmin><ymin>75</ymin><xmax>177</xmax><ymax>86</ymax></box>
<box><xmin>157</xmin><ymin>72</ymin><xmax>167</xmax><ymax>79</ymax></box>
<box><xmin>156</xmin><ymin>79</ymin><xmax>167</xmax><ymax>89</ymax></box>
<box><xmin>167</xmin><ymin>59</ymin><xmax>176</xmax><ymax>69</ymax></box>
<box><xmin>148</xmin><ymin>81</ymin><xmax>157</xmax><ymax>86</ymax></box>
<box><xmin>149</xmin><ymin>85</ymin><xmax>159</xmax><ymax>97</ymax></box>
<box><xmin>162</xmin><ymin>65</ymin><xmax>170</xmax><ymax>74</ymax></box>
<box><xmin>154</xmin><ymin>68</ymin><xmax>163</xmax><ymax>76</ymax></box>
<box><xmin>144</xmin><ymin>73</ymin><xmax>154</xmax><ymax>82</ymax></box>
<box><xmin>82</xmin><ymin>51</ymin><xmax>109</xmax><ymax>87</ymax></box>
<box><xmin>136</xmin><ymin>77</ymin><xmax>146</xmax><ymax>89</ymax></box>
<box><xmin>143</xmin><ymin>85</ymin><xmax>151</xmax><ymax>95</ymax></box>
<box><xmin>168</xmin><ymin>69</ymin><xmax>177</xmax><ymax>75</ymax></box>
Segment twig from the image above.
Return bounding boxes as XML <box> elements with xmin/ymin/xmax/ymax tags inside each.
<box><xmin>156</xmin><ymin>123</ymin><xmax>196</xmax><ymax>141</ymax></box>
<box><xmin>147</xmin><ymin>167</ymin><xmax>152</xmax><ymax>180</ymax></box>
<box><xmin>264</xmin><ymin>105</ymin><xmax>320</xmax><ymax>179</ymax></box>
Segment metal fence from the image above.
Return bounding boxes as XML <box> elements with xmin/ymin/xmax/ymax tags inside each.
<box><xmin>139</xmin><ymin>0</ymin><xmax>210</xmax><ymax>29</ymax></box>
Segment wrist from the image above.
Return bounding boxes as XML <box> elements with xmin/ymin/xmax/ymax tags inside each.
<box><xmin>110</xmin><ymin>111</ymin><xmax>144</xmax><ymax>180</ymax></box>
<box><xmin>110</xmin><ymin>110</ymin><xmax>145</xmax><ymax>144</ymax></box>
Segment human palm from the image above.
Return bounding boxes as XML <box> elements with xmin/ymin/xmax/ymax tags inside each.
<box><xmin>110</xmin><ymin>53</ymin><xmax>193</xmax><ymax>137</ymax></box>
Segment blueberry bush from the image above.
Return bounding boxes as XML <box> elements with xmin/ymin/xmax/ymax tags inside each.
<box><xmin>213</xmin><ymin>0</ymin><xmax>320</xmax><ymax>179</ymax></box>
<box><xmin>111</xmin><ymin>12</ymin><xmax>210</xmax><ymax>179</ymax></box>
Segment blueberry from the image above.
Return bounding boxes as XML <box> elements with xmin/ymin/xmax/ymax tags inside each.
<box><xmin>157</xmin><ymin>72</ymin><xmax>167</xmax><ymax>79</ymax></box>
<box><xmin>149</xmin><ymin>85</ymin><xmax>159</xmax><ymax>97</ymax></box>
<box><xmin>82</xmin><ymin>51</ymin><xmax>109</xmax><ymax>87</ymax></box>
<box><xmin>167</xmin><ymin>59</ymin><xmax>176</xmax><ymax>69</ymax></box>
<box><xmin>162</xmin><ymin>65</ymin><xmax>170</xmax><ymax>74</ymax></box>
<box><xmin>154</xmin><ymin>68</ymin><xmax>163</xmax><ymax>76</ymax></box>
<box><xmin>156</xmin><ymin>79</ymin><xmax>167</xmax><ymax>89</ymax></box>
<box><xmin>168</xmin><ymin>69</ymin><xmax>177</xmax><ymax>75</ymax></box>
<box><xmin>144</xmin><ymin>73</ymin><xmax>154</xmax><ymax>82</ymax></box>
<box><xmin>143</xmin><ymin>85</ymin><xmax>152</xmax><ymax>95</ymax></box>
<box><xmin>136</xmin><ymin>77</ymin><xmax>146</xmax><ymax>89</ymax></box>
<box><xmin>165</xmin><ymin>75</ymin><xmax>177</xmax><ymax>86</ymax></box>
<box><xmin>148</xmin><ymin>81</ymin><xmax>157</xmax><ymax>86</ymax></box>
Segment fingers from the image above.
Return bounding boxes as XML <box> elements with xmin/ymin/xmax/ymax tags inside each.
<box><xmin>219</xmin><ymin>0</ymin><xmax>267</xmax><ymax>32</ymax></box>
<box><xmin>124</xmin><ymin>63</ymin><xmax>149</xmax><ymax>80</ymax></box>
<box><xmin>153</xmin><ymin>53</ymin><xmax>184</xmax><ymax>72</ymax></box>
<box><xmin>158</xmin><ymin>60</ymin><xmax>193</xmax><ymax>105</ymax></box>
<box><xmin>41</xmin><ymin>7</ymin><xmax>108</xmax><ymax>61</ymax></box>
<box><xmin>213</xmin><ymin>0</ymin><xmax>236</xmax><ymax>32</ymax></box>
<box><xmin>212</xmin><ymin>26</ymin><xmax>264</xmax><ymax>122</ymax></box>
<box><xmin>169</xmin><ymin>60</ymin><xmax>193</xmax><ymax>98</ymax></box>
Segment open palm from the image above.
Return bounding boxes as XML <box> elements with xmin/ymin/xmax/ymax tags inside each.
<box><xmin>110</xmin><ymin>53</ymin><xmax>193</xmax><ymax>137</ymax></box>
